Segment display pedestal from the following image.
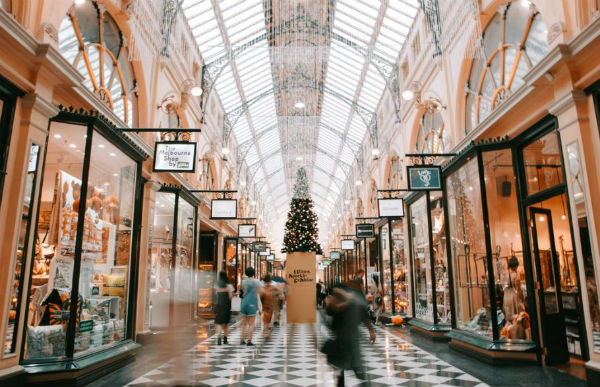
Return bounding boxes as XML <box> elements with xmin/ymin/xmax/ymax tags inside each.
<box><xmin>286</xmin><ymin>252</ymin><xmax>316</xmax><ymax>323</ymax></box>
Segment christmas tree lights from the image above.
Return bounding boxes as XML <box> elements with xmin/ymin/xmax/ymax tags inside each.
<box><xmin>282</xmin><ymin>168</ymin><xmax>322</xmax><ymax>254</ymax></box>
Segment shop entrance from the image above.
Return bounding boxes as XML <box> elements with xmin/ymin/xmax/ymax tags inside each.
<box><xmin>517</xmin><ymin>122</ymin><xmax>587</xmax><ymax>367</ymax></box>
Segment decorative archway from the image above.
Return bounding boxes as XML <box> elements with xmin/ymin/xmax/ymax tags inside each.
<box><xmin>199</xmin><ymin>155</ymin><xmax>217</xmax><ymax>190</ymax></box>
<box><xmin>464</xmin><ymin>2</ymin><xmax>548</xmax><ymax>132</ymax></box>
<box><xmin>384</xmin><ymin>156</ymin><xmax>402</xmax><ymax>190</ymax></box>
<box><xmin>58</xmin><ymin>1</ymin><xmax>137</xmax><ymax>126</ymax></box>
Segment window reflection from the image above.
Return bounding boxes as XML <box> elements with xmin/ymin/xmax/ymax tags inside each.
<box><xmin>411</xmin><ymin>196</ymin><xmax>432</xmax><ymax>322</ymax></box>
<box><xmin>446</xmin><ymin>158</ymin><xmax>491</xmax><ymax>337</ymax></box>
<box><xmin>523</xmin><ymin>131</ymin><xmax>564</xmax><ymax>195</ymax></box>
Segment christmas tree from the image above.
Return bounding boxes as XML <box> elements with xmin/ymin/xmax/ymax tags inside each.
<box><xmin>282</xmin><ymin>168</ymin><xmax>322</xmax><ymax>254</ymax></box>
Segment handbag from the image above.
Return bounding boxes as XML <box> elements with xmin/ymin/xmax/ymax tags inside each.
<box><xmin>231</xmin><ymin>296</ymin><xmax>241</xmax><ymax>313</ymax></box>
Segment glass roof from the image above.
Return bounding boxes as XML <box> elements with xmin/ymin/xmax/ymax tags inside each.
<box><xmin>181</xmin><ymin>0</ymin><xmax>419</xmax><ymax>245</ymax></box>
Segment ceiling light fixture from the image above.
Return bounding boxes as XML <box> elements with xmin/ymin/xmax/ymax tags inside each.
<box><xmin>372</xmin><ymin>149</ymin><xmax>380</xmax><ymax>156</ymax></box>
<box><xmin>74</xmin><ymin>0</ymin><xmax>85</xmax><ymax>5</ymax></box>
<box><xmin>355</xmin><ymin>179</ymin><xmax>363</xmax><ymax>186</ymax></box>
<box><xmin>296</xmin><ymin>156</ymin><xmax>304</xmax><ymax>161</ymax></box>
<box><xmin>402</xmin><ymin>89</ymin><xmax>415</xmax><ymax>101</ymax></box>
<box><xmin>69</xmin><ymin>144</ymin><xmax>77</xmax><ymax>148</ymax></box>
<box><xmin>240</xmin><ymin>181</ymin><xmax>246</xmax><ymax>187</ymax></box>
<box><xmin>294</xmin><ymin>102</ymin><xmax>305</xmax><ymax>109</ymax></box>
<box><xmin>190</xmin><ymin>85</ymin><xmax>203</xmax><ymax>97</ymax></box>
<box><xmin>53</xmin><ymin>134</ymin><xmax>62</xmax><ymax>139</ymax></box>
<box><xmin>221</xmin><ymin>147</ymin><xmax>230</xmax><ymax>155</ymax></box>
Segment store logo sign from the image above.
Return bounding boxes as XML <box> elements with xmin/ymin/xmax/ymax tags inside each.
<box><xmin>378</xmin><ymin>198</ymin><xmax>405</xmax><ymax>218</ymax></box>
<box><xmin>330</xmin><ymin>251</ymin><xmax>341</xmax><ymax>260</ymax></box>
<box><xmin>253</xmin><ymin>242</ymin><xmax>267</xmax><ymax>253</ymax></box>
<box><xmin>407</xmin><ymin>166</ymin><xmax>442</xmax><ymax>190</ymax></box>
<box><xmin>153</xmin><ymin>141</ymin><xmax>197</xmax><ymax>172</ymax></box>
<box><xmin>211</xmin><ymin>199</ymin><xmax>237</xmax><ymax>219</ymax></box>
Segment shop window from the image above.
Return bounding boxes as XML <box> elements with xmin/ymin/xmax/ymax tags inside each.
<box><xmin>58</xmin><ymin>1</ymin><xmax>137</xmax><ymax>126</ymax></box>
<box><xmin>522</xmin><ymin>131</ymin><xmax>564</xmax><ymax>196</ymax></box>
<box><xmin>416</xmin><ymin>110</ymin><xmax>449</xmax><ymax>154</ymax></box>
<box><xmin>482</xmin><ymin>149</ymin><xmax>531</xmax><ymax>341</ymax></box>
<box><xmin>224</xmin><ymin>239</ymin><xmax>238</xmax><ymax>289</ymax></box>
<box><xmin>380</xmin><ymin>223</ymin><xmax>392</xmax><ymax>312</ymax></box>
<box><xmin>149</xmin><ymin>191</ymin><xmax>196</xmax><ymax>328</ymax></box>
<box><xmin>4</xmin><ymin>144</ymin><xmax>41</xmax><ymax>355</ymax></box>
<box><xmin>23</xmin><ymin>118</ymin><xmax>141</xmax><ymax>361</ymax></box>
<box><xmin>566</xmin><ymin>141</ymin><xmax>600</xmax><ymax>353</ymax></box>
<box><xmin>411</xmin><ymin>196</ymin><xmax>432</xmax><ymax>322</ymax></box>
<box><xmin>431</xmin><ymin>191</ymin><xmax>450</xmax><ymax>324</ymax></box>
<box><xmin>446</xmin><ymin>157</ymin><xmax>490</xmax><ymax>337</ymax></box>
<box><xmin>465</xmin><ymin>2</ymin><xmax>548</xmax><ymax>132</ymax></box>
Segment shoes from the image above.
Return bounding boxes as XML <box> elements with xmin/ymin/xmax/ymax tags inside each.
<box><xmin>246</xmin><ymin>341</ymin><xmax>254</xmax><ymax>346</ymax></box>
<box><xmin>241</xmin><ymin>340</ymin><xmax>246</xmax><ymax>345</ymax></box>
<box><xmin>273</xmin><ymin>321</ymin><xmax>279</xmax><ymax>327</ymax></box>
<box><xmin>217</xmin><ymin>337</ymin><xmax>222</xmax><ymax>345</ymax></box>
<box><xmin>223</xmin><ymin>336</ymin><xmax>228</xmax><ymax>344</ymax></box>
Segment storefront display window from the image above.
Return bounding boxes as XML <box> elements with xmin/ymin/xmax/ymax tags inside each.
<box><xmin>566</xmin><ymin>141</ymin><xmax>600</xmax><ymax>353</ymax></box>
<box><xmin>380</xmin><ymin>223</ymin><xmax>392</xmax><ymax>312</ymax></box>
<box><xmin>4</xmin><ymin>145</ymin><xmax>41</xmax><ymax>355</ymax></box>
<box><xmin>522</xmin><ymin>131</ymin><xmax>564</xmax><ymax>196</ymax></box>
<box><xmin>411</xmin><ymin>196</ymin><xmax>431</xmax><ymax>322</ymax></box>
<box><xmin>73</xmin><ymin>130</ymin><xmax>137</xmax><ymax>357</ymax></box>
<box><xmin>482</xmin><ymin>150</ymin><xmax>531</xmax><ymax>341</ymax></box>
<box><xmin>149</xmin><ymin>190</ymin><xmax>197</xmax><ymax>327</ymax></box>
<box><xmin>0</xmin><ymin>77</ymin><xmax>21</xmax><ymax>206</ymax></box>
<box><xmin>224</xmin><ymin>239</ymin><xmax>238</xmax><ymax>289</ymax></box>
<box><xmin>446</xmin><ymin>158</ymin><xmax>490</xmax><ymax>337</ymax></box>
<box><xmin>391</xmin><ymin>220</ymin><xmax>409</xmax><ymax>314</ymax></box>
<box><xmin>23</xmin><ymin>114</ymin><xmax>144</xmax><ymax>362</ymax></box>
<box><xmin>431</xmin><ymin>191</ymin><xmax>450</xmax><ymax>325</ymax></box>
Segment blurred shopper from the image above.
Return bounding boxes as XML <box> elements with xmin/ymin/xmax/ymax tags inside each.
<box><xmin>323</xmin><ymin>286</ymin><xmax>375</xmax><ymax>387</ymax></box>
<box><xmin>260</xmin><ymin>274</ymin><xmax>282</xmax><ymax>338</ymax></box>
<box><xmin>272</xmin><ymin>277</ymin><xmax>286</xmax><ymax>327</ymax></box>
<box><xmin>214</xmin><ymin>271</ymin><xmax>234</xmax><ymax>345</ymax></box>
<box><xmin>369</xmin><ymin>274</ymin><xmax>384</xmax><ymax>325</ymax></box>
<box><xmin>240</xmin><ymin>267</ymin><xmax>262</xmax><ymax>346</ymax></box>
<box><xmin>316</xmin><ymin>281</ymin><xmax>323</xmax><ymax>307</ymax></box>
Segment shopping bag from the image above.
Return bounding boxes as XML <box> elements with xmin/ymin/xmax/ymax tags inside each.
<box><xmin>231</xmin><ymin>296</ymin><xmax>241</xmax><ymax>313</ymax></box>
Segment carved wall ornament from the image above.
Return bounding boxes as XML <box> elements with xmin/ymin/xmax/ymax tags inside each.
<box><xmin>547</xmin><ymin>22</ymin><xmax>566</xmax><ymax>44</ymax></box>
<box><xmin>41</xmin><ymin>22</ymin><xmax>59</xmax><ymax>43</ymax></box>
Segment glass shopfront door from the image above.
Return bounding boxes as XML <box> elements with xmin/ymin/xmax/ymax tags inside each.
<box><xmin>529</xmin><ymin>207</ymin><xmax>569</xmax><ymax>365</ymax></box>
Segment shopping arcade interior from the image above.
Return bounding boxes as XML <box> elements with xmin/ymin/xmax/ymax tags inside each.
<box><xmin>1</xmin><ymin>0</ymin><xmax>600</xmax><ymax>386</ymax></box>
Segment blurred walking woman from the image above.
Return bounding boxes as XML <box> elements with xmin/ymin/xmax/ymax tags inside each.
<box><xmin>215</xmin><ymin>271</ymin><xmax>234</xmax><ymax>345</ymax></box>
<box><xmin>240</xmin><ymin>267</ymin><xmax>262</xmax><ymax>346</ymax></box>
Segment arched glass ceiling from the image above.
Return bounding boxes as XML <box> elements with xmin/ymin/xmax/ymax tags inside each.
<box><xmin>181</xmin><ymin>0</ymin><xmax>419</xmax><ymax>244</ymax></box>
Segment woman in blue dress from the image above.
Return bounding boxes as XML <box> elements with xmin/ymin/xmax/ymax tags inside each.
<box><xmin>240</xmin><ymin>267</ymin><xmax>262</xmax><ymax>346</ymax></box>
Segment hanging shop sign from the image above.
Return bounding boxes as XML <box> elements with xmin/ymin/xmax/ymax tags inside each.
<box><xmin>330</xmin><ymin>251</ymin><xmax>341</xmax><ymax>260</ymax></box>
<box><xmin>253</xmin><ymin>241</ymin><xmax>267</xmax><ymax>253</ymax></box>
<box><xmin>27</xmin><ymin>144</ymin><xmax>40</xmax><ymax>172</ymax></box>
<box><xmin>259</xmin><ymin>247</ymin><xmax>271</xmax><ymax>256</ymax></box>
<box><xmin>267</xmin><ymin>254</ymin><xmax>275</xmax><ymax>262</ymax></box>
<box><xmin>407</xmin><ymin>165</ymin><xmax>443</xmax><ymax>190</ymax></box>
<box><xmin>210</xmin><ymin>199</ymin><xmax>237</xmax><ymax>219</ymax></box>
<box><xmin>356</xmin><ymin>223</ymin><xmax>375</xmax><ymax>238</ymax></box>
<box><xmin>378</xmin><ymin>198</ymin><xmax>405</xmax><ymax>218</ymax></box>
<box><xmin>153</xmin><ymin>141</ymin><xmax>197</xmax><ymax>172</ymax></box>
<box><xmin>341</xmin><ymin>239</ymin><xmax>355</xmax><ymax>250</ymax></box>
<box><xmin>322</xmin><ymin>259</ymin><xmax>330</xmax><ymax>267</ymax></box>
<box><xmin>238</xmin><ymin>224</ymin><xmax>256</xmax><ymax>238</ymax></box>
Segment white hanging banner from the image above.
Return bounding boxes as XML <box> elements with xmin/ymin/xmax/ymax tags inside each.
<box><xmin>341</xmin><ymin>240</ymin><xmax>355</xmax><ymax>250</ymax></box>
<box><xmin>153</xmin><ymin>141</ymin><xmax>196</xmax><ymax>172</ymax></box>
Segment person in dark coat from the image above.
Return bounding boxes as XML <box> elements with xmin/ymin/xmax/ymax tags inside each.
<box><xmin>324</xmin><ymin>286</ymin><xmax>375</xmax><ymax>386</ymax></box>
<box><xmin>214</xmin><ymin>271</ymin><xmax>234</xmax><ymax>345</ymax></box>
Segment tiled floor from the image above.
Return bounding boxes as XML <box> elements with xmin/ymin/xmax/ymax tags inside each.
<box><xmin>121</xmin><ymin>321</ymin><xmax>491</xmax><ymax>387</ymax></box>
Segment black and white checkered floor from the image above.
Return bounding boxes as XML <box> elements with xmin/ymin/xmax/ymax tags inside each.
<box><xmin>124</xmin><ymin>321</ymin><xmax>490</xmax><ymax>387</ymax></box>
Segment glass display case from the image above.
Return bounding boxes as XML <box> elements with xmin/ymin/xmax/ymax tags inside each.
<box><xmin>444</xmin><ymin>138</ymin><xmax>537</xmax><ymax>356</ymax></box>
<box><xmin>391</xmin><ymin>219</ymin><xmax>410</xmax><ymax>314</ymax></box>
<box><xmin>407</xmin><ymin>191</ymin><xmax>450</xmax><ymax>335</ymax></box>
<box><xmin>149</xmin><ymin>188</ymin><xmax>198</xmax><ymax>328</ymax></box>
<box><xmin>21</xmin><ymin>111</ymin><xmax>145</xmax><ymax>366</ymax></box>
<box><xmin>379</xmin><ymin>223</ymin><xmax>392</xmax><ymax>313</ymax></box>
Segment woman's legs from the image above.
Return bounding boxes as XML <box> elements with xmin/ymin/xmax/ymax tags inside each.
<box><xmin>240</xmin><ymin>315</ymin><xmax>248</xmax><ymax>343</ymax></box>
<box><xmin>246</xmin><ymin>316</ymin><xmax>256</xmax><ymax>343</ymax></box>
